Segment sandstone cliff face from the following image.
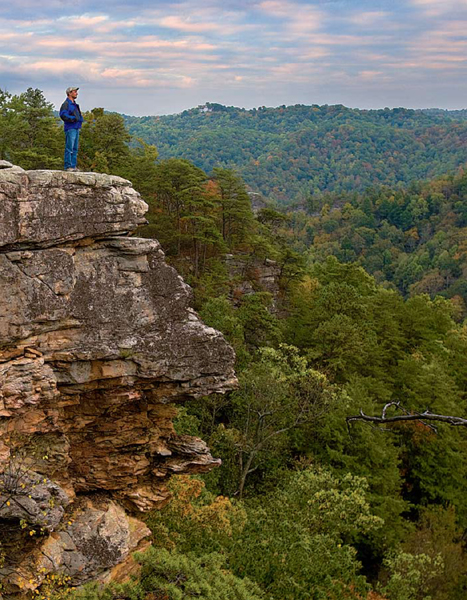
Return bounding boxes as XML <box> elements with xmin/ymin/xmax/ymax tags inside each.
<box><xmin>0</xmin><ymin>162</ymin><xmax>236</xmax><ymax>596</ymax></box>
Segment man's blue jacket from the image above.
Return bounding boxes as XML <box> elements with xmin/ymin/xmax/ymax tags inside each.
<box><xmin>59</xmin><ymin>98</ymin><xmax>83</xmax><ymax>131</ymax></box>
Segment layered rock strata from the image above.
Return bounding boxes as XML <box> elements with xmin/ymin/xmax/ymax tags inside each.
<box><xmin>0</xmin><ymin>162</ymin><xmax>236</xmax><ymax>597</ymax></box>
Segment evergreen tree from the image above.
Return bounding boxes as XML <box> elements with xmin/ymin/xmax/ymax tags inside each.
<box><xmin>0</xmin><ymin>87</ymin><xmax>62</xmax><ymax>169</ymax></box>
<box><xmin>212</xmin><ymin>168</ymin><xmax>254</xmax><ymax>249</ymax></box>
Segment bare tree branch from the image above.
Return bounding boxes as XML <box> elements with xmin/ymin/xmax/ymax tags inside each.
<box><xmin>347</xmin><ymin>402</ymin><xmax>467</xmax><ymax>432</ymax></box>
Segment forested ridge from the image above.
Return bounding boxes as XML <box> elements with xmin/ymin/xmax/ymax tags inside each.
<box><xmin>2</xmin><ymin>88</ymin><xmax>467</xmax><ymax>600</ymax></box>
<box><xmin>281</xmin><ymin>168</ymin><xmax>467</xmax><ymax>306</ymax></box>
<box><xmin>124</xmin><ymin>103</ymin><xmax>467</xmax><ymax>205</ymax></box>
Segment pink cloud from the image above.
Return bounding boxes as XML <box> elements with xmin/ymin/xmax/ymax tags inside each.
<box><xmin>58</xmin><ymin>14</ymin><xmax>109</xmax><ymax>28</ymax></box>
<box><xmin>159</xmin><ymin>16</ymin><xmax>222</xmax><ymax>33</ymax></box>
<box><xmin>358</xmin><ymin>70</ymin><xmax>385</xmax><ymax>80</ymax></box>
<box><xmin>27</xmin><ymin>59</ymin><xmax>101</xmax><ymax>74</ymax></box>
<box><xmin>258</xmin><ymin>1</ymin><xmax>291</xmax><ymax>17</ymax></box>
<box><xmin>349</xmin><ymin>11</ymin><xmax>390</xmax><ymax>26</ymax></box>
<box><xmin>0</xmin><ymin>32</ymin><xmax>25</xmax><ymax>40</ymax></box>
<box><xmin>34</xmin><ymin>34</ymin><xmax>217</xmax><ymax>56</ymax></box>
<box><xmin>258</xmin><ymin>0</ymin><xmax>323</xmax><ymax>34</ymax></box>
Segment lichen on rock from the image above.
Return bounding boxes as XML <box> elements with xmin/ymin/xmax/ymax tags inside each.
<box><xmin>0</xmin><ymin>164</ymin><xmax>236</xmax><ymax>597</ymax></box>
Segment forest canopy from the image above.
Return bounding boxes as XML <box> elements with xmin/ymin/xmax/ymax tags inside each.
<box><xmin>124</xmin><ymin>102</ymin><xmax>467</xmax><ymax>205</ymax></box>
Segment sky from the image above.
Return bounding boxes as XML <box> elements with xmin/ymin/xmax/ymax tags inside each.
<box><xmin>0</xmin><ymin>0</ymin><xmax>466</xmax><ymax>116</ymax></box>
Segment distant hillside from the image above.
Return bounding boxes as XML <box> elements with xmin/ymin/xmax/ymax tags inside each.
<box><xmin>124</xmin><ymin>103</ymin><xmax>467</xmax><ymax>205</ymax></box>
<box><xmin>285</xmin><ymin>167</ymin><xmax>467</xmax><ymax>305</ymax></box>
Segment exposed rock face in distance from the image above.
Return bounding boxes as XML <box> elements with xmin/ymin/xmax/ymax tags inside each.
<box><xmin>0</xmin><ymin>163</ymin><xmax>236</xmax><ymax>597</ymax></box>
<box><xmin>224</xmin><ymin>253</ymin><xmax>281</xmax><ymax>310</ymax></box>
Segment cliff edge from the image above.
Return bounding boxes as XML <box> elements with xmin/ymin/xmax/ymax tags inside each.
<box><xmin>0</xmin><ymin>162</ymin><xmax>236</xmax><ymax>596</ymax></box>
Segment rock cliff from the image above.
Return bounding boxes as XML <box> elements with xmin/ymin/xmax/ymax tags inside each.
<box><xmin>0</xmin><ymin>162</ymin><xmax>236</xmax><ymax>597</ymax></box>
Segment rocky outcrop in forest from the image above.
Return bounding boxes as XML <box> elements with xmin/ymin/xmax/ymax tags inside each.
<box><xmin>0</xmin><ymin>162</ymin><xmax>236</xmax><ymax>597</ymax></box>
<box><xmin>224</xmin><ymin>253</ymin><xmax>281</xmax><ymax>310</ymax></box>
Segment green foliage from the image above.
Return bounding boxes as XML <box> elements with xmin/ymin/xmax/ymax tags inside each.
<box><xmin>83</xmin><ymin>469</ymin><xmax>382</xmax><ymax>600</ymax></box>
<box><xmin>173</xmin><ymin>406</ymin><xmax>202</xmax><ymax>437</ymax></box>
<box><xmin>121</xmin><ymin>138</ymin><xmax>159</xmax><ymax>198</ymax></box>
<box><xmin>229</xmin><ymin>346</ymin><xmax>337</xmax><ymax>497</ymax></box>
<box><xmin>79</xmin><ymin>108</ymin><xmax>132</xmax><ymax>172</ymax></box>
<box><xmin>284</xmin><ymin>255</ymin><xmax>467</xmax><ymax>525</ymax></box>
<box><xmin>192</xmin><ymin>259</ymin><xmax>231</xmax><ymax>307</ymax></box>
<box><xmin>68</xmin><ymin>549</ymin><xmax>264</xmax><ymax>600</ymax></box>
<box><xmin>0</xmin><ymin>87</ymin><xmax>62</xmax><ymax>169</ymax></box>
<box><xmin>199</xmin><ymin>296</ymin><xmax>249</xmax><ymax>366</ymax></box>
<box><xmin>236</xmin><ymin>293</ymin><xmax>281</xmax><ymax>350</ymax></box>
<box><xmin>124</xmin><ymin>103</ymin><xmax>467</xmax><ymax>205</ymax></box>
<box><xmin>212</xmin><ymin>167</ymin><xmax>255</xmax><ymax>248</ymax></box>
<box><xmin>187</xmin><ymin>341</ymin><xmax>338</xmax><ymax>498</ymax></box>
<box><xmin>230</xmin><ymin>468</ymin><xmax>381</xmax><ymax>600</ymax></box>
<box><xmin>398</xmin><ymin>424</ymin><xmax>467</xmax><ymax>526</ymax></box>
<box><xmin>193</xmin><ymin>251</ymin><xmax>467</xmax><ymax>595</ymax></box>
<box><xmin>401</xmin><ymin>506</ymin><xmax>467</xmax><ymax>600</ymax></box>
<box><xmin>294</xmin><ymin>169</ymin><xmax>467</xmax><ymax>301</ymax></box>
<box><xmin>379</xmin><ymin>552</ymin><xmax>444</xmax><ymax>600</ymax></box>
<box><xmin>136</xmin><ymin>158</ymin><xmax>232</xmax><ymax>278</ymax></box>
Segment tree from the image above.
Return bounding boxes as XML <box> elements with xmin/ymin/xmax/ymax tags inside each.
<box><xmin>146</xmin><ymin>475</ymin><xmax>246</xmax><ymax>554</ymax></box>
<box><xmin>120</xmin><ymin>138</ymin><xmax>159</xmax><ymax>198</ymax></box>
<box><xmin>144</xmin><ymin>158</ymin><xmax>208</xmax><ymax>256</ymax></box>
<box><xmin>379</xmin><ymin>552</ymin><xmax>443</xmax><ymax>600</ymax></box>
<box><xmin>79</xmin><ymin>108</ymin><xmax>131</xmax><ymax>172</ymax></box>
<box><xmin>230</xmin><ymin>468</ymin><xmax>382</xmax><ymax>600</ymax></box>
<box><xmin>212</xmin><ymin>168</ymin><xmax>255</xmax><ymax>250</ymax></box>
<box><xmin>227</xmin><ymin>345</ymin><xmax>337</xmax><ymax>497</ymax></box>
<box><xmin>181</xmin><ymin>180</ymin><xmax>225</xmax><ymax>278</ymax></box>
<box><xmin>70</xmin><ymin>549</ymin><xmax>264</xmax><ymax>600</ymax></box>
<box><xmin>71</xmin><ymin>477</ymin><xmax>261</xmax><ymax>600</ymax></box>
<box><xmin>0</xmin><ymin>88</ymin><xmax>62</xmax><ymax>169</ymax></box>
<box><xmin>400</xmin><ymin>506</ymin><xmax>467</xmax><ymax>600</ymax></box>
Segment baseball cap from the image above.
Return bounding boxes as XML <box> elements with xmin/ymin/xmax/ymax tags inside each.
<box><xmin>66</xmin><ymin>86</ymin><xmax>79</xmax><ymax>94</ymax></box>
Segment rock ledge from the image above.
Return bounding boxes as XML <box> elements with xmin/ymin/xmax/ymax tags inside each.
<box><xmin>0</xmin><ymin>165</ymin><xmax>236</xmax><ymax>596</ymax></box>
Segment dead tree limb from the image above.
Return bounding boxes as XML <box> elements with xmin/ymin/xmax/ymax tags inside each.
<box><xmin>347</xmin><ymin>401</ymin><xmax>467</xmax><ymax>434</ymax></box>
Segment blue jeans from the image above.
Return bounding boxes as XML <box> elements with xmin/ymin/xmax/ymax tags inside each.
<box><xmin>64</xmin><ymin>128</ymin><xmax>80</xmax><ymax>169</ymax></box>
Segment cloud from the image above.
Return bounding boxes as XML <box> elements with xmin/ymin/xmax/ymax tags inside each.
<box><xmin>0</xmin><ymin>0</ymin><xmax>465</xmax><ymax>113</ymax></box>
<box><xmin>403</xmin><ymin>20</ymin><xmax>467</xmax><ymax>68</ymax></box>
<box><xmin>358</xmin><ymin>70</ymin><xmax>385</xmax><ymax>80</ymax></box>
<box><xmin>349</xmin><ymin>11</ymin><xmax>391</xmax><ymax>26</ymax></box>
<box><xmin>411</xmin><ymin>0</ymin><xmax>467</xmax><ymax>17</ymax></box>
<box><xmin>257</xmin><ymin>1</ymin><xmax>292</xmax><ymax>18</ymax></box>
<box><xmin>0</xmin><ymin>32</ymin><xmax>26</xmax><ymax>41</ymax></box>
<box><xmin>28</xmin><ymin>59</ymin><xmax>101</xmax><ymax>75</ymax></box>
<box><xmin>159</xmin><ymin>15</ymin><xmax>233</xmax><ymax>33</ymax></box>
<box><xmin>257</xmin><ymin>0</ymin><xmax>323</xmax><ymax>35</ymax></box>
<box><xmin>58</xmin><ymin>14</ymin><xmax>109</xmax><ymax>28</ymax></box>
<box><xmin>133</xmin><ymin>3</ymin><xmax>256</xmax><ymax>36</ymax></box>
<box><xmin>54</xmin><ymin>14</ymin><xmax>137</xmax><ymax>33</ymax></box>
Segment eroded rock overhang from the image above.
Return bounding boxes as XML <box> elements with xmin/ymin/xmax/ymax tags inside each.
<box><xmin>0</xmin><ymin>162</ymin><xmax>237</xmax><ymax>595</ymax></box>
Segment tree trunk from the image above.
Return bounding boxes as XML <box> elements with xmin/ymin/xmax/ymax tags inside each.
<box><xmin>238</xmin><ymin>451</ymin><xmax>256</xmax><ymax>500</ymax></box>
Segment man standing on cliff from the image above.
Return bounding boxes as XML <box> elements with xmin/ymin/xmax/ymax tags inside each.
<box><xmin>60</xmin><ymin>87</ymin><xmax>83</xmax><ymax>171</ymax></box>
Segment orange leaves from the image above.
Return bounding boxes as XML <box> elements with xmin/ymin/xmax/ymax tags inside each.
<box><xmin>168</xmin><ymin>475</ymin><xmax>245</xmax><ymax>537</ymax></box>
